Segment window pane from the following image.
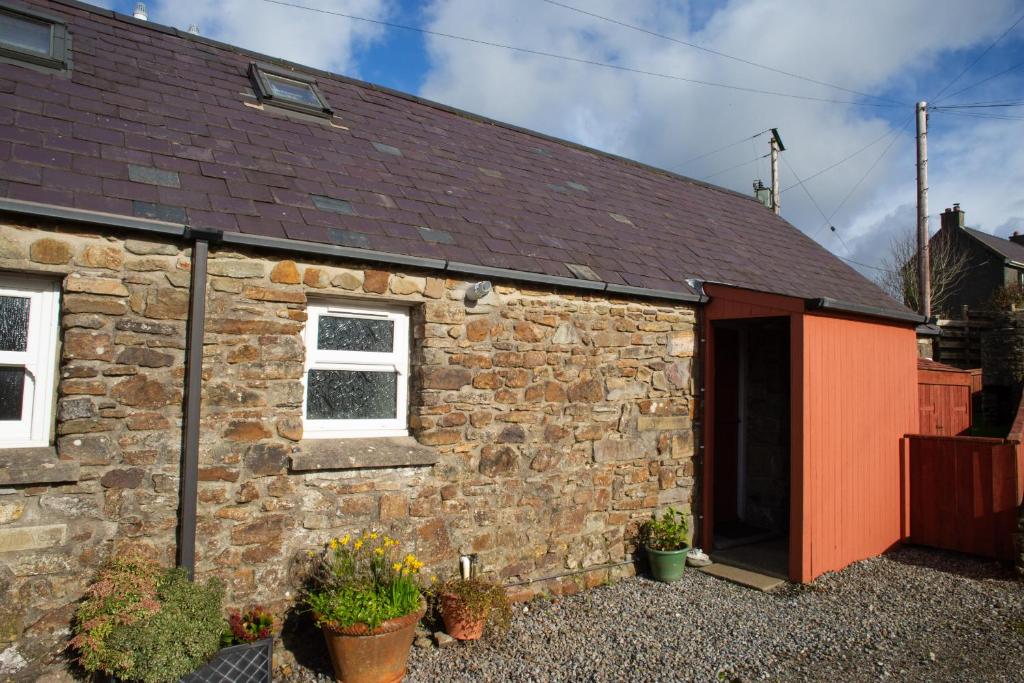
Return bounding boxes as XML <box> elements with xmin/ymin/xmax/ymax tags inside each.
<box><xmin>307</xmin><ymin>370</ymin><xmax>397</xmax><ymax>420</ymax></box>
<box><xmin>318</xmin><ymin>316</ymin><xmax>394</xmax><ymax>352</ymax></box>
<box><xmin>265</xmin><ymin>73</ymin><xmax>323</xmax><ymax>108</ymax></box>
<box><xmin>0</xmin><ymin>295</ymin><xmax>30</xmax><ymax>352</ymax></box>
<box><xmin>0</xmin><ymin>11</ymin><xmax>52</xmax><ymax>56</ymax></box>
<box><xmin>0</xmin><ymin>366</ymin><xmax>25</xmax><ymax>420</ymax></box>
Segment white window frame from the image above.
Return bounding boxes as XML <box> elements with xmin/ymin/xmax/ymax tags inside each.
<box><xmin>0</xmin><ymin>274</ymin><xmax>59</xmax><ymax>448</ymax></box>
<box><xmin>302</xmin><ymin>300</ymin><xmax>409</xmax><ymax>439</ymax></box>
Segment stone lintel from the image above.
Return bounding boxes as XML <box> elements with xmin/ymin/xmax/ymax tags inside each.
<box><xmin>0</xmin><ymin>447</ymin><xmax>80</xmax><ymax>486</ymax></box>
<box><xmin>289</xmin><ymin>437</ymin><xmax>439</xmax><ymax>472</ymax></box>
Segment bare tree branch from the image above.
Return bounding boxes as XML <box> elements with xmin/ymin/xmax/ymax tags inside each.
<box><xmin>875</xmin><ymin>228</ymin><xmax>970</xmax><ymax>316</ymax></box>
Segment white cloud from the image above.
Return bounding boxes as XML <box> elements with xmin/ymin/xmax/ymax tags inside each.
<box><xmin>148</xmin><ymin>0</ymin><xmax>392</xmax><ymax>76</ymax></box>
<box><xmin>416</xmin><ymin>0</ymin><xmax>1023</xmax><ymax>277</ymax></box>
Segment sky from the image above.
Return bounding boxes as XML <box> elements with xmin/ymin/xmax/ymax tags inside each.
<box><xmin>91</xmin><ymin>0</ymin><xmax>1024</xmax><ymax>283</ymax></box>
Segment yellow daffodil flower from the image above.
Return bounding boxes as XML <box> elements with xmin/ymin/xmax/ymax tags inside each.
<box><xmin>369</xmin><ymin>532</ymin><xmax>379</xmax><ymax>540</ymax></box>
<box><xmin>393</xmin><ymin>562</ymin><xmax>403</xmax><ymax>571</ymax></box>
<box><xmin>374</xmin><ymin>547</ymin><xmax>385</xmax><ymax>556</ymax></box>
<box><xmin>340</xmin><ymin>534</ymin><xmax>350</xmax><ymax>546</ymax></box>
<box><xmin>354</xmin><ymin>540</ymin><xmax>363</xmax><ymax>550</ymax></box>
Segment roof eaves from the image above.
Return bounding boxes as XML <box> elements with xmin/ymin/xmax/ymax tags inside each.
<box><xmin>806</xmin><ymin>297</ymin><xmax>925</xmax><ymax>325</ymax></box>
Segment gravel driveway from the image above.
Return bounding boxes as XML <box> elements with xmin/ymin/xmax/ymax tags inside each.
<box><xmin>281</xmin><ymin>547</ymin><xmax>1024</xmax><ymax>682</ymax></box>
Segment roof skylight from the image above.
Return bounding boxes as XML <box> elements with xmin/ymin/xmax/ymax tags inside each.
<box><xmin>249</xmin><ymin>62</ymin><xmax>332</xmax><ymax>117</ymax></box>
<box><xmin>0</xmin><ymin>3</ymin><xmax>68</xmax><ymax>70</ymax></box>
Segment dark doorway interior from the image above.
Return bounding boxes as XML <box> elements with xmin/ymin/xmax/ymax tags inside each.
<box><xmin>712</xmin><ymin>318</ymin><xmax>791</xmax><ymax>576</ymax></box>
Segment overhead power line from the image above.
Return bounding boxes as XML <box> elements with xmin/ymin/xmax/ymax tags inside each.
<box><xmin>255</xmin><ymin>0</ymin><xmax>904</xmax><ymax>108</ymax></box>
<box><xmin>943</xmin><ymin>59</ymin><xmax>1024</xmax><ymax>101</ymax></box>
<box><xmin>703</xmin><ymin>153</ymin><xmax>769</xmax><ymax>180</ymax></box>
<box><xmin>779</xmin><ymin>128</ymin><xmax>894</xmax><ymax>193</ymax></box>
<box><xmin>537</xmin><ymin>0</ymin><xmax>905</xmax><ymax>106</ymax></box>
<box><xmin>932</xmin><ymin>9</ymin><xmax>1024</xmax><ymax>102</ymax></box>
<box><xmin>679</xmin><ymin>129</ymin><xmax>770</xmax><ymax>167</ymax></box>
<box><xmin>815</xmin><ymin>117</ymin><xmax>913</xmax><ymax>238</ymax></box>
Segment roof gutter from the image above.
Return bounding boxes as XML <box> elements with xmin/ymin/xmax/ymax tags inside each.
<box><xmin>805</xmin><ymin>297</ymin><xmax>927</xmax><ymax>325</ymax></box>
<box><xmin>0</xmin><ymin>199</ymin><xmax>707</xmax><ymax>304</ymax></box>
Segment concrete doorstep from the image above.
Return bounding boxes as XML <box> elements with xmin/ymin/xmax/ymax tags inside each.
<box><xmin>698</xmin><ymin>563</ymin><xmax>787</xmax><ymax>592</ymax></box>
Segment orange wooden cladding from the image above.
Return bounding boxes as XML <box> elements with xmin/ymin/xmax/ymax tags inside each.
<box><xmin>800</xmin><ymin>315</ymin><xmax>918</xmax><ymax>580</ymax></box>
<box><xmin>702</xmin><ymin>285</ymin><xmax>919</xmax><ymax>583</ymax></box>
<box><xmin>904</xmin><ymin>435</ymin><xmax>1020</xmax><ymax>560</ymax></box>
<box><xmin>917</xmin><ymin>361</ymin><xmax>975</xmax><ymax>436</ymax></box>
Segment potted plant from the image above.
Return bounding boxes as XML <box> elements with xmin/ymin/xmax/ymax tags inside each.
<box><xmin>641</xmin><ymin>506</ymin><xmax>691</xmax><ymax>583</ymax></box>
<box><xmin>303</xmin><ymin>532</ymin><xmax>426</xmax><ymax>683</ymax></box>
<box><xmin>193</xmin><ymin>606</ymin><xmax>276</xmax><ymax>683</ymax></box>
<box><xmin>71</xmin><ymin>553</ymin><xmax>226</xmax><ymax>683</ymax></box>
<box><xmin>432</xmin><ymin>576</ymin><xmax>511</xmax><ymax>641</ymax></box>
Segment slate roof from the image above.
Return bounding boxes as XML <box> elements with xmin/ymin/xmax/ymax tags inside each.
<box><xmin>962</xmin><ymin>227</ymin><xmax>1024</xmax><ymax>264</ymax></box>
<box><xmin>0</xmin><ymin>0</ymin><xmax>910</xmax><ymax>314</ymax></box>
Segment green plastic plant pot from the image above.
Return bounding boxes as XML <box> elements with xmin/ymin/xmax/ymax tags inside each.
<box><xmin>646</xmin><ymin>545</ymin><xmax>689</xmax><ymax>583</ymax></box>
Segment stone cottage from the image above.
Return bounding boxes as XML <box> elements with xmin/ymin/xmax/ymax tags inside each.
<box><xmin>0</xmin><ymin>0</ymin><xmax>924</xmax><ymax>676</ymax></box>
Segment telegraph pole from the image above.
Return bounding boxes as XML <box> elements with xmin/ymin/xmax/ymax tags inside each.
<box><xmin>770</xmin><ymin>128</ymin><xmax>782</xmax><ymax>215</ymax></box>
<box><xmin>916</xmin><ymin>101</ymin><xmax>931</xmax><ymax>317</ymax></box>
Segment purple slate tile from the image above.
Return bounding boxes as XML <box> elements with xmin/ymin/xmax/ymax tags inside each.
<box><xmin>0</xmin><ymin>1</ymin><xmax>906</xmax><ymax>314</ymax></box>
<box><xmin>7</xmin><ymin>181</ymin><xmax>74</xmax><ymax>206</ymax></box>
<box><xmin>187</xmin><ymin>209</ymin><xmax>238</xmax><ymax>231</ymax></box>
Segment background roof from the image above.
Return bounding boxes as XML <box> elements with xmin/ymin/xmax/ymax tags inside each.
<box><xmin>1</xmin><ymin>0</ymin><xmax>911</xmax><ymax>313</ymax></box>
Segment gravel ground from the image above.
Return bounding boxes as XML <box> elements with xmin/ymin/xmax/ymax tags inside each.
<box><xmin>280</xmin><ymin>547</ymin><xmax>1024</xmax><ymax>682</ymax></box>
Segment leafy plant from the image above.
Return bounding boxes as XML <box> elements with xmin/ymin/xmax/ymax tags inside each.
<box><xmin>303</xmin><ymin>531</ymin><xmax>424</xmax><ymax>631</ymax></box>
<box><xmin>430</xmin><ymin>576</ymin><xmax>512</xmax><ymax>634</ymax></box>
<box><xmin>641</xmin><ymin>506</ymin><xmax>690</xmax><ymax>551</ymax></box>
<box><xmin>223</xmin><ymin>605</ymin><xmax>275</xmax><ymax>646</ymax></box>
<box><xmin>72</xmin><ymin>554</ymin><xmax>225</xmax><ymax>683</ymax></box>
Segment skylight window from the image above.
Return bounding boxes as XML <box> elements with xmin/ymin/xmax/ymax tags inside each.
<box><xmin>0</xmin><ymin>3</ymin><xmax>68</xmax><ymax>69</ymax></box>
<box><xmin>249</xmin><ymin>63</ymin><xmax>332</xmax><ymax>117</ymax></box>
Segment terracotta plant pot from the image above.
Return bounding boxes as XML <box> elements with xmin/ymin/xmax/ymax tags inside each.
<box><xmin>440</xmin><ymin>592</ymin><xmax>488</xmax><ymax>640</ymax></box>
<box><xmin>318</xmin><ymin>601</ymin><xmax>426</xmax><ymax>683</ymax></box>
<box><xmin>646</xmin><ymin>544</ymin><xmax>689</xmax><ymax>583</ymax></box>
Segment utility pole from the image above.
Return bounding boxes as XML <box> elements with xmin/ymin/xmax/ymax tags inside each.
<box><xmin>769</xmin><ymin>128</ymin><xmax>783</xmax><ymax>215</ymax></box>
<box><xmin>916</xmin><ymin>101</ymin><xmax>931</xmax><ymax>318</ymax></box>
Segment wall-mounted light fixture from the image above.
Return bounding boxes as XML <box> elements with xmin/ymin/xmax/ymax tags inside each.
<box><xmin>464</xmin><ymin>280</ymin><xmax>492</xmax><ymax>302</ymax></box>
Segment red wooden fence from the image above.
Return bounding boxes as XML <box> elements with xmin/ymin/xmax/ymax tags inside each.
<box><xmin>902</xmin><ymin>396</ymin><xmax>1024</xmax><ymax>561</ymax></box>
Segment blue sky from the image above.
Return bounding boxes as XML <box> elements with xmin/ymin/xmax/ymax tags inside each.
<box><xmin>93</xmin><ymin>0</ymin><xmax>1024</xmax><ymax>280</ymax></box>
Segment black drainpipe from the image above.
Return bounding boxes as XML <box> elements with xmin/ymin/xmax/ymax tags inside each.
<box><xmin>178</xmin><ymin>228</ymin><xmax>221</xmax><ymax>578</ymax></box>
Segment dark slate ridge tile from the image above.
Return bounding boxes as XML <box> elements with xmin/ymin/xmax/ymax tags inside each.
<box><xmin>0</xmin><ymin>0</ymin><xmax>908</xmax><ymax>314</ymax></box>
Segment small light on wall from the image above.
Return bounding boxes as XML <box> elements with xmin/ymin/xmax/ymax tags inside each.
<box><xmin>464</xmin><ymin>280</ymin><xmax>492</xmax><ymax>302</ymax></box>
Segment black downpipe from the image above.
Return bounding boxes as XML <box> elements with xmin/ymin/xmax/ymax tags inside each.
<box><xmin>178</xmin><ymin>230</ymin><xmax>218</xmax><ymax>578</ymax></box>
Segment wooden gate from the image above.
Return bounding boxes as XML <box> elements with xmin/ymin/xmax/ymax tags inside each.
<box><xmin>903</xmin><ymin>434</ymin><xmax>1022</xmax><ymax>560</ymax></box>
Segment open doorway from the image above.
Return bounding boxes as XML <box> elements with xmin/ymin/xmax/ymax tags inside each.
<box><xmin>711</xmin><ymin>317</ymin><xmax>791</xmax><ymax>578</ymax></box>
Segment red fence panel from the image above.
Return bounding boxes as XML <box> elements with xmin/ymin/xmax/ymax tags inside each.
<box><xmin>904</xmin><ymin>434</ymin><xmax>1021</xmax><ymax>561</ymax></box>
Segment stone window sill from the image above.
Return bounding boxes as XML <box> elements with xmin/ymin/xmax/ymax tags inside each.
<box><xmin>289</xmin><ymin>436</ymin><xmax>439</xmax><ymax>472</ymax></box>
<box><xmin>0</xmin><ymin>446</ymin><xmax>80</xmax><ymax>486</ymax></box>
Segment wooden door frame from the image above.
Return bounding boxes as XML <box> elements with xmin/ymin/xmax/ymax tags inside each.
<box><xmin>700</xmin><ymin>285</ymin><xmax>807</xmax><ymax>582</ymax></box>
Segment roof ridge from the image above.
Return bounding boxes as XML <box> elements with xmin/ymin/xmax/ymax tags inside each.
<box><xmin>49</xmin><ymin>0</ymin><xmax>761</xmax><ymax>206</ymax></box>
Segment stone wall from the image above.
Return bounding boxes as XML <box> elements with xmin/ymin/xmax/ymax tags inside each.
<box><xmin>0</xmin><ymin>221</ymin><xmax>698</xmax><ymax>678</ymax></box>
<box><xmin>189</xmin><ymin>247</ymin><xmax>698</xmax><ymax>604</ymax></box>
<box><xmin>0</xmin><ymin>219</ymin><xmax>190</xmax><ymax>675</ymax></box>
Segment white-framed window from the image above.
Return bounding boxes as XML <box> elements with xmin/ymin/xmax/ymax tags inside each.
<box><xmin>0</xmin><ymin>274</ymin><xmax>59</xmax><ymax>448</ymax></box>
<box><xmin>302</xmin><ymin>300</ymin><xmax>410</xmax><ymax>439</ymax></box>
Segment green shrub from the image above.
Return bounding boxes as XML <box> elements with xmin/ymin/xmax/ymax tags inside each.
<box><xmin>303</xmin><ymin>531</ymin><xmax>423</xmax><ymax>630</ymax></box>
<box><xmin>641</xmin><ymin>506</ymin><xmax>690</xmax><ymax>551</ymax></box>
<box><xmin>72</xmin><ymin>555</ymin><xmax>225</xmax><ymax>683</ymax></box>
